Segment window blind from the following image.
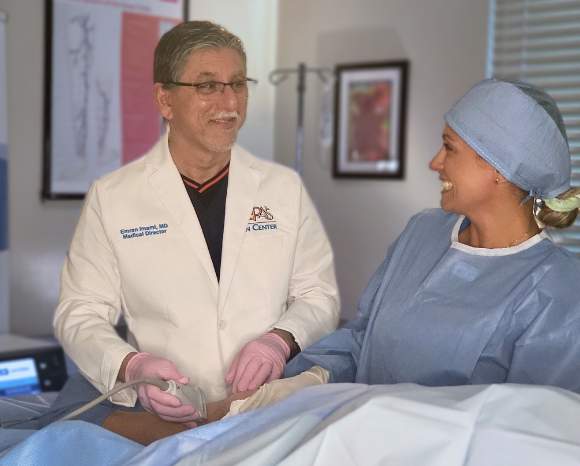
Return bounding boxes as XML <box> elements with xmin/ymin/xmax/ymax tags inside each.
<box><xmin>488</xmin><ymin>0</ymin><xmax>580</xmax><ymax>255</ymax></box>
<box><xmin>0</xmin><ymin>11</ymin><xmax>7</xmax><ymax>333</ymax></box>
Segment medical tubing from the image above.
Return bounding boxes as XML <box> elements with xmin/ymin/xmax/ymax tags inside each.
<box><xmin>57</xmin><ymin>378</ymin><xmax>169</xmax><ymax>422</ymax></box>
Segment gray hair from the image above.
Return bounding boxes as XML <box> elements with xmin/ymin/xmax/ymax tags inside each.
<box><xmin>154</xmin><ymin>20</ymin><xmax>246</xmax><ymax>87</ymax></box>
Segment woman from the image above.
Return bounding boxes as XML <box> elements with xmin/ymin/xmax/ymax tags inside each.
<box><xmin>283</xmin><ymin>78</ymin><xmax>580</xmax><ymax>390</ymax></box>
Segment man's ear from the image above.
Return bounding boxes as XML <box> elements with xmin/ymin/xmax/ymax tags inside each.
<box><xmin>154</xmin><ymin>83</ymin><xmax>173</xmax><ymax>120</ymax></box>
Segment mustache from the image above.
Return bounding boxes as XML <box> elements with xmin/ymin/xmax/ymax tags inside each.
<box><xmin>210</xmin><ymin>111</ymin><xmax>240</xmax><ymax>121</ymax></box>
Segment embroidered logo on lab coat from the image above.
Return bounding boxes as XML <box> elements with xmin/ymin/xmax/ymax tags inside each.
<box><xmin>119</xmin><ymin>223</ymin><xmax>168</xmax><ymax>239</ymax></box>
<box><xmin>246</xmin><ymin>206</ymin><xmax>277</xmax><ymax>232</ymax></box>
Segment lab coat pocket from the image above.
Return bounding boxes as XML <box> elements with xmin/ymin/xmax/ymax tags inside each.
<box><xmin>242</xmin><ymin>228</ymin><xmax>287</xmax><ymax>265</ymax></box>
<box><xmin>235</xmin><ymin>229</ymin><xmax>292</xmax><ymax>309</ymax></box>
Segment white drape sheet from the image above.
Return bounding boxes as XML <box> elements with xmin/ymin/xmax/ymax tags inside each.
<box><xmin>3</xmin><ymin>383</ymin><xmax>580</xmax><ymax>465</ymax></box>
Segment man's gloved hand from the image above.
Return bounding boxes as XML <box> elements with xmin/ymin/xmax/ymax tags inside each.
<box><xmin>124</xmin><ymin>352</ymin><xmax>199</xmax><ymax>423</ymax></box>
<box><xmin>226</xmin><ymin>332</ymin><xmax>291</xmax><ymax>393</ymax></box>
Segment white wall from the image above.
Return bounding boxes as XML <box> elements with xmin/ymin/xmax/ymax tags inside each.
<box><xmin>188</xmin><ymin>0</ymin><xmax>278</xmax><ymax>160</ymax></box>
<box><xmin>275</xmin><ymin>0</ymin><xmax>489</xmax><ymax>319</ymax></box>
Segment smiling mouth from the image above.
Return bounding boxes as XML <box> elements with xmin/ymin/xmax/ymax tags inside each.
<box><xmin>210</xmin><ymin>111</ymin><xmax>239</xmax><ymax>126</ymax></box>
<box><xmin>210</xmin><ymin>117</ymin><xmax>237</xmax><ymax>123</ymax></box>
<box><xmin>441</xmin><ymin>180</ymin><xmax>453</xmax><ymax>192</ymax></box>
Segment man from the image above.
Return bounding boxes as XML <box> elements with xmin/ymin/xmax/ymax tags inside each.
<box><xmin>54</xmin><ymin>20</ymin><xmax>339</xmax><ymax>423</ymax></box>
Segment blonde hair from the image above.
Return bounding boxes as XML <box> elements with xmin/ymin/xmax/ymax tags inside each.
<box><xmin>536</xmin><ymin>187</ymin><xmax>580</xmax><ymax>228</ymax></box>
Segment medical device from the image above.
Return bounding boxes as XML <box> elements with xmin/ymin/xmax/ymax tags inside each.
<box><xmin>0</xmin><ymin>334</ymin><xmax>68</xmax><ymax>395</ymax></box>
<box><xmin>58</xmin><ymin>378</ymin><xmax>207</xmax><ymax>422</ymax></box>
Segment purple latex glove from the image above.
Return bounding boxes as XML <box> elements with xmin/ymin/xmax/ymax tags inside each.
<box><xmin>125</xmin><ymin>352</ymin><xmax>199</xmax><ymax>423</ymax></box>
<box><xmin>226</xmin><ymin>332</ymin><xmax>291</xmax><ymax>393</ymax></box>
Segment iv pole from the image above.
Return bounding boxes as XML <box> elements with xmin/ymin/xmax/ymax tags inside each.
<box><xmin>269</xmin><ymin>63</ymin><xmax>333</xmax><ymax>175</ymax></box>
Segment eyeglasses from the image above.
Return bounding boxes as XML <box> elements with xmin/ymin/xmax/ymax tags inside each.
<box><xmin>164</xmin><ymin>78</ymin><xmax>258</xmax><ymax>96</ymax></box>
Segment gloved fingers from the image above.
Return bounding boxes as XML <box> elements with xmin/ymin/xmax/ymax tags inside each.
<box><xmin>225</xmin><ymin>353</ymin><xmax>242</xmax><ymax>385</ymax></box>
<box><xmin>234</xmin><ymin>384</ymin><xmax>271</xmax><ymax>412</ymax></box>
<box><xmin>246</xmin><ymin>360</ymin><xmax>274</xmax><ymax>391</ymax></box>
<box><xmin>137</xmin><ymin>385</ymin><xmax>153</xmax><ymax>412</ymax></box>
<box><xmin>227</xmin><ymin>332</ymin><xmax>291</xmax><ymax>390</ymax></box>
<box><xmin>149</xmin><ymin>399</ymin><xmax>199</xmax><ymax>420</ymax></box>
<box><xmin>128</xmin><ymin>354</ymin><xmax>188</xmax><ymax>384</ymax></box>
<box><xmin>153</xmin><ymin>403</ymin><xmax>198</xmax><ymax>419</ymax></box>
<box><xmin>265</xmin><ymin>363</ymin><xmax>284</xmax><ymax>383</ymax></box>
<box><xmin>153</xmin><ymin>412</ymin><xmax>200</xmax><ymax>423</ymax></box>
<box><xmin>145</xmin><ymin>385</ymin><xmax>182</xmax><ymax>408</ymax></box>
<box><xmin>303</xmin><ymin>366</ymin><xmax>329</xmax><ymax>384</ymax></box>
<box><xmin>234</xmin><ymin>358</ymin><xmax>263</xmax><ymax>393</ymax></box>
<box><xmin>153</xmin><ymin>363</ymin><xmax>188</xmax><ymax>383</ymax></box>
<box><xmin>230</xmin><ymin>353</ymin><xmax>255</xmax><ymax>392</ymax></box>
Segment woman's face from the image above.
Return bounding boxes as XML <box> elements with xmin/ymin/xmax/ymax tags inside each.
<box><xmin>429</xmin><ymin>125</ymin><xmax>497</xmax><ymax>215</ymax></box>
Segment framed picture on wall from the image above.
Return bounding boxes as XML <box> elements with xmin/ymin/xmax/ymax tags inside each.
<box><xmin>333</xmin><ymin>60</ymin><xmax>409</xmax><ymax>179</ymax></box>
<box><xmin>42</xmin><ymin>0</ymin><xmax>188</xmax><ymax>199</ymax></box>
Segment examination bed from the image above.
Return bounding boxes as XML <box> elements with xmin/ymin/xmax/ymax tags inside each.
<box><xmin>2</xmin><ymin>382</ymin><xmax>580</xmax><ymax>465</ymax></box>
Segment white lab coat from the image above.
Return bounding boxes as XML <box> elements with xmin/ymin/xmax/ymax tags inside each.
<box><xmin>54</xmin><ymin>134</ymin><xmax>339</xmax><ymax>405</ymax></box>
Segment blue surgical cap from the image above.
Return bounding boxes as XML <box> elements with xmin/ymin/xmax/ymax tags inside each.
<box><xmin>444</xmin><ymin>78</ymin><xmax>571</xmax><ymax>199</ymax></box>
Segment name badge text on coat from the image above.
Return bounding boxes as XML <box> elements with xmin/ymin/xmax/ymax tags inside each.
<box><xmin>246</xmin><ymin>206</ymin><xmax>277</xmax><ymax>232</ymax></box>
<box><xmin>120</xmin><ymin>223</ymin><xmax>169</xmax><ymax>239</ymax></box>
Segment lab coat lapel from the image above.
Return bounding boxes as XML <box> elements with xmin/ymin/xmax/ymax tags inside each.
<box><xmin>218</xmin><ymin>146</ymin><xmax>261</xmax><ymax>312</ymax></box>
<box><xmin>146</xmin><ymin>133</ymin><xmax>219</xmax><ymax>290</ymax></box>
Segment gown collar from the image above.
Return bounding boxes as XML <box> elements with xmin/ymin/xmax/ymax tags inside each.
<box><xmin>450</xmin><ymin>215</ymin><xmax>550</xmax><ymax>256</ymax></box>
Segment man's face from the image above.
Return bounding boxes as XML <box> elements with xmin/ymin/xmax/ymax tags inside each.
<box><xmin>158</xmin><ymin>47</ymin><xmax>248</xmax><ymax>156</ymax></box>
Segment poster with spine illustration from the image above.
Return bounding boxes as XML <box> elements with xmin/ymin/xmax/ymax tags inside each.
<box><xmin>43</xmin><ymin>0</ymin><xmax>187</xmax><ymax>199</ymax></box>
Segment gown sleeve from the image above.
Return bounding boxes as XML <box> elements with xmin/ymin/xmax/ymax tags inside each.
<box><xmin>507</xmin><ymin>281</ymin><xmax>580</xmax><ymax>394</ymax></box>
<box><xmin>284</xmin><ymin>245</ymin><xmax>394</xmax><ymax>383</ymax></box>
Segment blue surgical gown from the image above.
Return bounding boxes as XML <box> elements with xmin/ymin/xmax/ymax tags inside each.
<box><xmin>286</xmin><ymin>209</ymin><xmax>580</xmax><ymax>392</ymax></box>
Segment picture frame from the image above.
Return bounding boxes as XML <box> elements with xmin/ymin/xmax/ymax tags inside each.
<box><xmin>42</xmin><ymin>0</ymin><xmax>188</xmax><ymax>199</ymax></box>
<box><xmin>333</xmin><ymin>60</ymin><xmax>409</xmax><ymax>179</ymax></box>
